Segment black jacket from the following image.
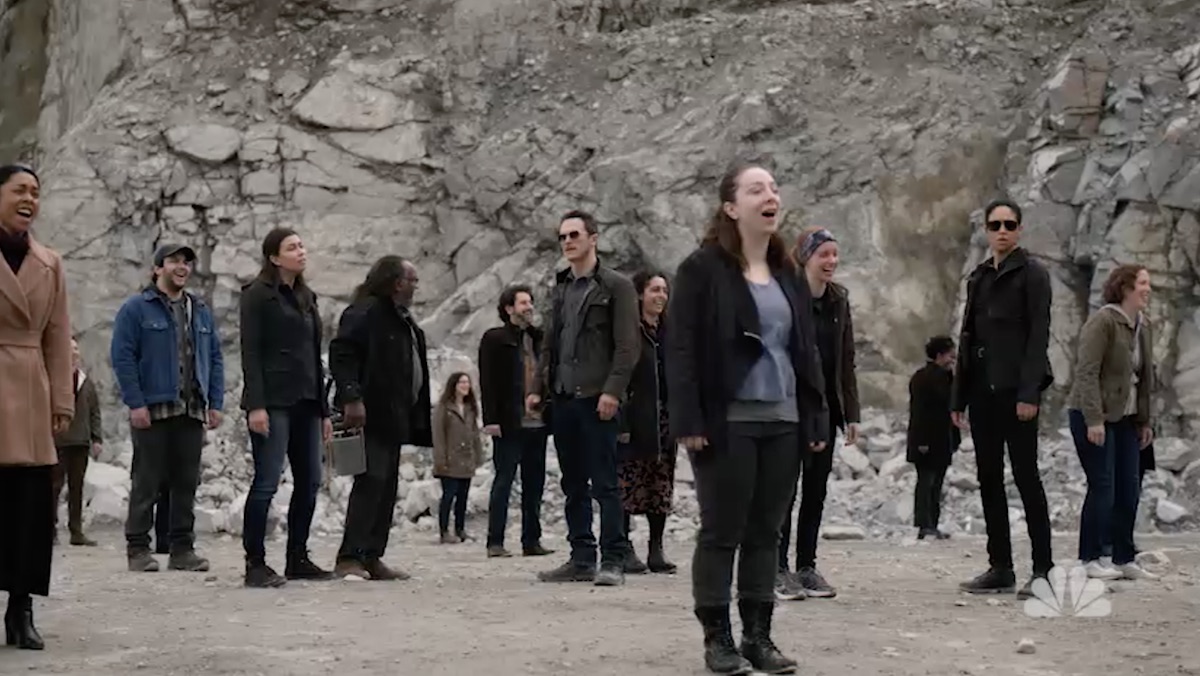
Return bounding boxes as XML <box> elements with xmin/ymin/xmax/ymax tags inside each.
<box><xmin>665</xmin><ymin>244</ymin><xmax>828</xmax><ymax>449</ymax></box>
<box><xmin>619</xmin><ymin>320</ymin><xmax>669</xmax><ymax>458</ymax></box>
<box><xmin>478</xmin><ymin>322</ymin><xmax>543</xmax><ymax>435</ymax></box>
<box><xmin>951</xmin><ymin>247</ymin><xmax>1054</xmax><ymax>410</ymax></box>
<box><xmin>536</xmin><ymin>260</ymin><xmax>641</xmax><ymax>401</ymax></box>
<box><xmin>814</xmin><ymin>281</ymin><xmax>862</xmax><ymax>427</ymax></box>
<box><xmin>238</xmin><ymin>277</ymin><xmax>330</xmax><ymax>416</ymax></box>
<box><xmin>328</xmin><ymin>296</ymin><xmax>433</xmax><ymax>447</ymax></box>
<box><xmin>906</xmin><ymin>362</ymin><xmax>960</xmax><ymax>465</ymax></box>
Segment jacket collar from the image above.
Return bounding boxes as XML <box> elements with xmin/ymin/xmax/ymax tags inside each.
<box><xmin>555</xmin><ymin>256</ymin><xmax>606</xmax><ymax>284</ymax></box>
<box><xmin>976</xmin><ymin>246</ymin><xmax>1029</xmax><ymax>279</ymax></box>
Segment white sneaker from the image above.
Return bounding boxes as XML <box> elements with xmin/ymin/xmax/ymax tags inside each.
<box><xmin>1083</xmin><ymin>560</ymin><xmax>1122</xmax><ymax>580</ymax></box>
<box><xmin>1118</xmin><ymin>562</ymin><xmax>1160</xmax><ymax>581</ymax></box>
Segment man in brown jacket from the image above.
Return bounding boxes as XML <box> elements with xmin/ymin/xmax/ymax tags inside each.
<box><xmin>52</xmin><ymin>338</ymin><xmax>103</xmax><ymax>546</ymax></box>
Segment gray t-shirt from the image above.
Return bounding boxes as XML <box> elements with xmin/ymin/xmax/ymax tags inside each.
<box><xmin>727</xmin><ymin>277</ymin><xmax>799</xmax><ymax>423</ymax></box>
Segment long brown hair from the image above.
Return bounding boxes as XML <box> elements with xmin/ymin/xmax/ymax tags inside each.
<box><xmin>257</xmin><ymin>227</ymin><xmax>315</xmax><ymax>310</ymax></box>
<box><xmin>438</xmin><ymin>371</ymin><xmax>478</xmax><ymax>416</ymax></box>
<box><xmin>700</xmin><ymin>159</ymin><xmax>793</xmax><ymax>271</ymax></box>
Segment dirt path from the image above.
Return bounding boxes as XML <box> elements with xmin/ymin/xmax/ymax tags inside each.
<box><xmin>6</xmin><ymin>527</ymin><xmax>1199</xmax><ymax>675</ymax></box>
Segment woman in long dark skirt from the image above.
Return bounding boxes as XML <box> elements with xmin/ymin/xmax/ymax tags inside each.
<box><xmin>0</xmin><ymin>164</ymin><xmax>76</xmax><ymax>651</ymax></box>
<box><xmin>618</xmin><ymin>270</ymin><xmax>677</xmax><ymax>574</ymax></box>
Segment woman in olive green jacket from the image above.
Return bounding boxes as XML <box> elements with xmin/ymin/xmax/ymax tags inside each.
<box><xmin>1066</xmin><ymin>264</ymin><xmax>1156</xmax><ymax>583</ymax></box>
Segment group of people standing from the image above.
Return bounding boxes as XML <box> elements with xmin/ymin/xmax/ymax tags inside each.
<box><xmin>0</xmin><ymin>158</ymin><xmax>1163</xmax><ymax>674</ymax></box>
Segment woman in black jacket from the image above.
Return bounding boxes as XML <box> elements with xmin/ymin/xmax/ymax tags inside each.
<box><xmin>239</xmin><ymin>227</ymin><xmax>333</xmax><ymax>588</ymax></box>
<box><xmin>618</xmin><ymin>270</ymin><xmax>676</xmax><ymax>575</ymax></box>
<box><xmin>668</xmin><ymin>160</ymin><xmax>827</xmax><ymax>676</ymax></box>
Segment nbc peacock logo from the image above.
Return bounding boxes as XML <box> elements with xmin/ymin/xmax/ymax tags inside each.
<box><xmin>1022</xmin><ymin>565</ymin><xmax>1112</xmax><ymax>618</ymax></box>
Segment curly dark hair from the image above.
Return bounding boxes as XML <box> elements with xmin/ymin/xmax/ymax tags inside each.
<box><xmin>1101</xmin><ymin>264</ymin><xmax>1146</xmax><ymax>305</ymax></box>
<box><xmin>924</xmin><ymin>335</ymin><xmax>955</xmax><ymax>361</ymax></box>
<box><xmin>497</xmin><ymin>284</ymin><xmax>534</xmax><ymax>324</ymax></box>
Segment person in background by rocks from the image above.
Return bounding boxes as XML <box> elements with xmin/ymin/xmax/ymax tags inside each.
<box><xmin>329</xmin><ymin>255</ymin><xmax>431</xmax><ymax>581</ymax></box>
<box><xmin>433</xmin><ymin>372</ymin><xmax>484</xmax><ymax>543</ymax></box>
<box><xmin>238</xmin><ymin>228</ymin><xmax>333</xmax><ymax>588</ymax></box>
<box><xmin>775</xmin><ymin>226</ymin><xmax>861</xmax><ymax>602</ymax></box>
<box><xmin>111</xmin><ymin>243</ymin><xmax>224</xmax><ymax>575</ymax></box>
<box><xmin>1066</xmin><ymin>264</ymin><xmax>1158</xmax><ymax>582</ymax></box>
<box><xmin>951</xmin><ymin>198</ymin><xmax>1054</xmax><ymax>599</ymax></box>
<box><xmin>0</xmin><ymin>164</ymin><xmax>73</xmax><ymax>651</ymax></box>
<box><xmin>531</xmin><ymin>210</ymin><xmax>640</xmax><ymax>587</ymax></box>
<box><xmin>668</xmin><ymin>160</ymin><xmax>827</xmax><ymax>675</ymax></box>
<box><xmin>906</xmin><ymin>335</ymin><xmax>959</xmax><ymax>541</ymax></box>
<box><xmin>52</xmin><ymin>337</ymin><xmax>103</xmax><ymax>547</ymax></box>
<box><xmin>478</xmin><ymin>284</ymin><xmax>554</xmax><ymax>558</ymax></box>
<box><xmin>617</xmin><ymin>270</ymin><xmax>677</xmax><ymax>575</ymax></box>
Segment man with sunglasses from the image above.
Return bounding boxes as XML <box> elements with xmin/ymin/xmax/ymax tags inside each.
<box><xmin>531</xmin><ymin>210</ymin><xmax>640</xmax><ymax>587</ymax></box>
<box><xmin>951</xmin><ymin>198</ymin><xmax>1055</xmax><ymax>599</ymax></box>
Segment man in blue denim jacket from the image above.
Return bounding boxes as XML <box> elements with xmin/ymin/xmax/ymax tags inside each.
<box><xmin>110</xmin><ymin>244</ymin><xmax>224</xmax><ymax>574</ymax></box>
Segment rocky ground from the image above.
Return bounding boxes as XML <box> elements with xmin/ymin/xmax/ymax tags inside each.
<box><xmin>9</xmin><ymin>529</ymin><xmax>1199</xmax><ymax>675</ymax></box>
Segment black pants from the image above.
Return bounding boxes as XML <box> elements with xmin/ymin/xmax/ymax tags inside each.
<box><xmin>486</xmin><ymin>427</ymin><xmax>548</xmax><ymax>549</ymax></box>
<box><xmin>693</xmin><ymin>421</ymin><xmax>802</xmax><ymax>608</ymax></box>
<box><xmin>439</xmin><ymin>478</ymin><xmax>471</xmax><ymax>534</ymax></box>
<box><xmin>153</xmin><ymin>485</ymin><xmax>170</xmax><ymax>552</ymax></box>
<box><xmin>969</xmin><ymin>388</ymin><xmax>1053</xmax><ymax>575</ymax></box>
<box><xmin>338</xmin><ymin>433</ymin><xmax>401</xmax><ymax>564</ymax></box>
<box><xmin>778</xmin><ymin>428</ymin><xmax>836</xmax><ymax>572</ymax></box>
<box><xmin>125</xmin><ymin>415</ymin><xmax>204</xmax><ymax>554</ymax></box>
<box><xmin>913</xmin><ymin>463</ymin><xmax>948</xmax><ymax>530</ymax></box>
<box><xmin>0</xmin><ymin>466</ymin><xmax>54</xmax><ymax>597</ymax></box>
<box><xmin>51</xmin><ymin>445</ymin><xmax>89</xmax><ymax>536</ymax></box>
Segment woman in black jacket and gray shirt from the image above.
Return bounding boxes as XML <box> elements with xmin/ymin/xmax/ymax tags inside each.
<box><xmin>239</xmin><ymin>227</ymin><xmax>334</xmax><ymax>588</ymax></box>
<box><xmin>668</xmin><ymin>161</ymin><xmax>828</xmax><ymax>676</ymax></box>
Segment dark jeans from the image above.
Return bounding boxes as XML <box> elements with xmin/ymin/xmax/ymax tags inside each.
<box><xmin>243</xmin><ymin>403</ymin><xmax>322</xmax><ymax>564</ymax></box>
<box><xmin>125</xmin><ymin>415</ymin><xmax>205</xmax><ymax>554</ymax></box>
<box><xmin>439</xmin><ymin>478</ymin><xmax>471</xmax><ymax>534</ymax></box>
<box><xmin>338</xmin><ymin>432</ymin><xmax>401</xmax><ymax>563</ymax></box>
<box><xmin>693</xmin><ymin>421</ymin><xmax>802</xmax><ymax>608</ymax></box>
<box><xmin>52</xmin><ymin>445</ymin><xmax>89</xmax><ymax>535</ymax></box>
<box><xmin>551</xmin><ymin>395</ymin><xmax>623</xmax><ymax>568</ymax></box>
<box><xmin>778</xmin><ymin>428</ymin><xmax>836</xmax><ymax>572</ymax></box>
<box><xmin>1102</xmin><ymin>443</ymin><xmax>1151</xmax><ymax>558</ymax></box>
<box><xmin>486</xmin><ymin>427</ymin><xmax>548</xmax><ymax>549</ymax></box>
<box><xmin>1069</xmin><ymin>409</ymin><xmax>1140</xmax><ymax>565</ymax></box>
<box><xmin>913</xmin><ymin>463</ymin><xmax>949</xmax><ymax>530</ymax></box>
<box><xmin>153</xmin><ymin>485</ymin><xmax>170</xmax><ymax>551</ymax></box>
<box><xmin>968</xmin><ymin>388</ymin><xmax>1053</xmax><ymax>575</ymax></box>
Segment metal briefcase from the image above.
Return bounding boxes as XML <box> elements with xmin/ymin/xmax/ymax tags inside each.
<box><xmin>327</xmin><ymin>428</ymin><xmax>366</xmax><ymax>477</ymax></box>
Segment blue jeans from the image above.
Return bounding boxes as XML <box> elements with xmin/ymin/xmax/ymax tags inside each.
<box><xmin>1069</xmin><ymin>409</ymin><xmax>1140</xmax><ymax>565</ymax></box>
<box><xmin>551</xmin><ymin>395</ymin><xmax>624</xmax><ymax>568</ymax></box>
<box><xmin>242</xmin><ymin>403</ymin><xmax>323</xmax><ymax>564</ymax></box>
<box><xmin>486</xmin><ymin>427</ymin><xmax>549</xmax><ymax>549</ymax></box>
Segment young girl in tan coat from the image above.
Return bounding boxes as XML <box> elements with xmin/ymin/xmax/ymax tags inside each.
<box><xmin>433</xmin><ymin>372</ymin><xmax>484</xmax><ymax>543</ymax></box>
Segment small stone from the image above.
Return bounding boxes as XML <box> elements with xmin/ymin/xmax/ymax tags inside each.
<box><xmin>821</xmin><ymin>525</ymin><xmax>867</xmax><ymax>541</ymax></box>
<box><xmin>1016</xmin><ymin>638</ymin><xmax>1036</xmax><ymax>654</ymax></box>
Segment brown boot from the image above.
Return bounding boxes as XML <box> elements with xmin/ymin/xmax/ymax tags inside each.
<box><xmin>333</xmin><ymin>559</ymin><xmax>370</xmax><ymax>580</ymax></box>
<box><xmin>364</xmin><ymin>559</ymin><xmax>411</xmax><ymax>581</ymax></box>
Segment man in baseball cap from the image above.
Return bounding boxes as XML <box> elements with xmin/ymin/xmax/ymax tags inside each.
<box><xmin>110</xmin><ymin>241</ymin><xmax>224</xmax><ymax>575</ymax></box>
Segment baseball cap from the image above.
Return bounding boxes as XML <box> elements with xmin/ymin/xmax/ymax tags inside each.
<box><xmin>153</xmin><ymin>243</ymin><xmax>197</xmax><ymax>267</ymax></box>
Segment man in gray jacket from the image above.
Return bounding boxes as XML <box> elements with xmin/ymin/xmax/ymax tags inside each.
<box><xmin>531</xmin><ymin>210</ymin><xmax>640</xmax><ymax>587</ymax></box>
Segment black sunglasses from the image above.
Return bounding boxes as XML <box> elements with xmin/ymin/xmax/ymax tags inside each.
<box><xmin>986</xmin><ymin>220</ymin><xmax>1020</xmax><ymax>232</ymax></box>
<box><xmin>558</xmin><ymin>231</ymin><xmax>585</xmax><ymax>242</ymax></box>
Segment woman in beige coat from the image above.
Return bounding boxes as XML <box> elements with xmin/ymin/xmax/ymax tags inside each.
<box><xmin>433</xmin><ymin>372</ymin><xmax>484</xmax><ymax>544</ymax></box>
<box><xmin>0</xmin><ymin>165</ymin><xmax>74</xmax><ymax>651</ymax></box>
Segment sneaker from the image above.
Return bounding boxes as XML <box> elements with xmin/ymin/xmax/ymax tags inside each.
<box><xmin>285</xmin><ymin>554</ymin><xmax>334</xmax><ymax>580</ymax></box>
<box><xmin>958</xmin><ymin>567</ymin><xmax>1016</xmax><ymax>594</ymax></box>
<box><xmin>536</xmin><ymin>561</ymin><xmax>595</xmax><ymax>583</ymax></box>
<box><xmin>127</xmin><ymin>550</ymin><xmax>160</xmax><ymax>573</ymax></box>
<box><xmin>244</xmin><ymin>562</ymin><xmax>287</xmax><ymax>588</ymax></box>
<box><xmin>168</xmin><ymin>550</ymin><xmax>211</xmax><ymax>572</ymax></box>
<box><xmin>364</xmin><ymin>559</ymin><xmax>411</xmax><ymax>581</ymax></box>
<box><xmin>1118</xmin><ymin>562</ymin><xmax>1160</xmax><ymax>581</ymax></box>
<box><xmin>796</xmin><ymin>566</ymin><xmax>837</xmax><ymax>599</ymax></box>
<box><xmin>774</xmin><ymin>571</ymin><xmax>806</xmax><ymax>602</ymax></box>
<box><xmin>439</xmin><ymin>532</ymin><xmax>458</xmax><ymax>545</ymax></box>
<box><xmin>522</xmin><ymin>543</ymin><xmax>555</xmax><ymax>557</ymax></box>
<box><xmin>1083</xmin><ymin>560</ymin><xmax>1122</xmax><ymax>580</ymax></box>
<box><xmin>487</xmin><ymin>546</ymin><xmax>513</xmax><ymax>558</ymax></box>
<box><xmin>594</xmin><ymin>562</ymin><xmax>625</xmax><ymax>587</ymax></box>
<box><xmin>334</xmin><ymin>559</ymin><xmax>370</xmax><ymax>580</ymax></box>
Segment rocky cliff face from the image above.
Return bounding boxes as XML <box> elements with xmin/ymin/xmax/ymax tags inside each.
<box><xmin>3</xmin><ymin>0</ymin><xmax>1199</xmax><ymax>532</ymax></box>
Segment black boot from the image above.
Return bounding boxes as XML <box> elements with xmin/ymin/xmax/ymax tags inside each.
<box><xmin>694</xmin><ymin>606</ymin><xmax>753</xmax><ymax>674</ymax></box>
<box><xmin>737</xmin><ymin>599</ymin><xmax>796</xmax><ymax>674</ymax></box>
<box><xmin>5</xmin><ymin>594</ymin><xmax>45</xmax><ymax>651</ymax></box>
